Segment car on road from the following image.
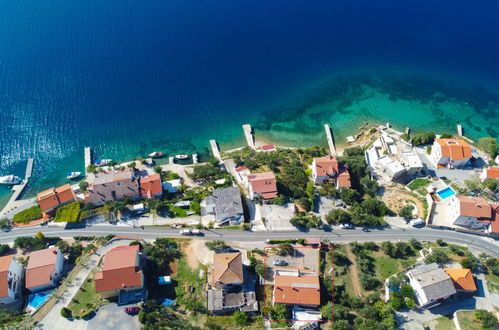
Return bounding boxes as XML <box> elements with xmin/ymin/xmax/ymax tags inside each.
<box><xmin>124</xmin><ymin>306</ymin><xmax>140</xmax><ymax>315</ymax></box>
<box><xmin>340</xmin><ymin>223</ymin><xmax>354</xmax><ymax>229</ymax></box>
<box><xmin>179</xmin><ymin>229</ymin><xmax>201</xmax><ymax>236</ymax></box>
<box><xmin>273</xmin><ymin>259</ymin><xmax>288</xmax><ymax>266</ymax></box>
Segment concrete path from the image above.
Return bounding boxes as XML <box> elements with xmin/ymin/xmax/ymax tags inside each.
<box><xmin>37</xmin><ymin>239</ymin><xmax>134</xmax><ymax>330</ymax></box>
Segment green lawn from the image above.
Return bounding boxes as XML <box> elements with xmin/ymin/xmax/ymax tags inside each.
<box><xmin>426</xmin><ymin>316</ymin><xmax>456</xmax><ymax>330</ymax></box>
<box><xmin>67</xmin><ymin>272</ymin><xmax>103</xmax><ymax>318</ymax></box>
<box><xmin>407</xmin><ymin>178</ymin><xmax>430</xmax><ymax>191</ymax></box>
<box><xmin>456</xmin><ymin>311</ymin><xmax>481</xmax><ymax>330</ymax></box>
<box><xmin>205</xmin><ymin>315</ymin><xmax>263</xmax><ymax>329</ymax></box>
<box><xmin>174</xmin><ymin>255</ymin><xmax>206</xmax><ymax>312</ymax></box>
<box><xmin>166</xmin><ymin>204</ymin><xmax>188</xmax><ymax>217</ymax></box>
<box><xmin>375</xmin><ymin>256</ymin><xmax>400</xmax><ymax>279</ymax></box>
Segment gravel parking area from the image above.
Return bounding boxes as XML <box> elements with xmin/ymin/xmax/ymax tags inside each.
<box><xmin>260</xmin><ymin>203</ymin><xmax>296</xmax><ymax>231</ymax></box>
<box><xmin>86</xmin><ymin>303</ymin><xmax>140</xmax><ymax>330</ymax></box>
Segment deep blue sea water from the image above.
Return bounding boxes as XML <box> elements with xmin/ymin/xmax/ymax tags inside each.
<box><xmin>0</xmin><ymin>0</ymin><xmax>498</xmax><ymax>203</ymax></box>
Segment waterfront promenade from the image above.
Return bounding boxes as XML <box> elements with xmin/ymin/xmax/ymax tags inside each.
<box><xmin>0</xmin><ymin>159</ymin><xmax>35</xmax><ymax>218</ymax></box>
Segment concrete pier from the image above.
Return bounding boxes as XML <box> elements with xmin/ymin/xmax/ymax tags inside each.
<box><xmin>210</xmin><ymin>139</ymin><xmax>222</xmax><ymax>162</ymax></box>
<box><xmin>192</xmin><ymin>154</ymin><xmax>198</xmax><ymax>164</ymax></box>
<box><xmin>0</xmin><ymin>159</ymin><xmax>35</xmax><ymax>217</ymax></box>
<box><xmin>84</xmin><ymin>147</ymin><xmax>92</xmax><ymax>169</ymax></box>
<box><xmin>324</xmin><ymin>124</ymin><xmax>337</xmax><ymax>156</ymax></box>
<box><xmin>457</xmin><ymin>124</ymin><xmax>463</xmax><ymax>137</ymax></box>
<box><xmin>242</xmin><ymin>124</ymin><xmax>255</xmax><ymax>150</ymax></box>
<box><xmin>25</xmin><ymin>158</ymin><xmax>34</xmax><ymax>179</ymax></box>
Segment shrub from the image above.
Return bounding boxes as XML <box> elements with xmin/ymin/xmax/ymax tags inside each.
<box><xmin>398</xmin><ymin>205</ymin><xmax>414</xmax><ymax>219</ymax></box>
<box><xmin>12</xmin><ymin>206</ymin><xmax>42</xmax><ymax>224</ymax></box>
<box><xmin>410</xmin><ymin>239</ymin><xmax>423</xmax><ymax>250</ymax></box>
<box><xmin>425</xmin><ymin>249</ymin><xmax>450</xmax><ymax>264</ymax></box>
<box><xmin>326</xmin><ymin>209</ymin><xmax>351</xmax><ymax>224</ymax></box>
<box><xmin>360</xmin><ymin>274</ymin><xmax>380</xmax><ymax>290</ymax></box>
<box><xmin>233</xmin><ymin>310</ymin><xmax>248</xmax><ymax>326</ymax></box>
<box><xmin>205</xmin><ymin>240</ymin><xmax>228</xmax><ymax>250</ymax></box>
<box><xmin>54</xmin><ymin>201</ymin><xmax>81</xmax><ymax>222</ymax></box>
<box><xmin>436</xmin><ymin>239</ymin><xmax>446</xmax><ymax>246</ymax></box>
<box><xmin>474</xmin><ymin>309</ymin><xmax>499</xmax><ymax>329</ymax></box>
<box><xmin>60</xmin><ymin>307</ymin><xmax>72</xmax><ymax>319</ymax></box>
<box><xmin>13</xmin><ymin>236</ymin><xmax>45</xmax><ymax>251</ymax></box>
<box><xmin>411</xmin><ymin>132</ymin><xmax>436</xmax><ymax>146</ymax></box>
<box><xmin>460</xmin><ymin>254</ymin><xmax>479</xmax><ymax>270</ymax></box>
<box><xmin>0</xmin><ymin>244</ymin><xmax>10</xmax><ymax>256</ymax></box>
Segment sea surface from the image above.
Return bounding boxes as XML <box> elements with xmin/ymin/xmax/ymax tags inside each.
<box><xmin>1</xmin><ymin>0</ymin><xmax>498</xmax><ymax>205</ymax></box>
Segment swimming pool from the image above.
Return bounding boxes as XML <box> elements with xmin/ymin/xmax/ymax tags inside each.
<box><xmin>437</xmin><ymin>187</ymin><xmax>456</xmax><ymax>200</ymax></box>
<box><xmin>27</xmin><ymin>290</ymin><xmax>52</xmax><ymax>311</ymax></box>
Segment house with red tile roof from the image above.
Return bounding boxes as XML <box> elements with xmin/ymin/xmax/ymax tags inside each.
<box><xmin>0</xmin><ymin>256</ymin><xmax>24</xmax><ymax>305</ymax></box>
<box><xmin>429</xmin><ymin>138</ymin><xmax>472</xmax><ymax>169</ymax></box>
<box><xmin>444</xmin><ymin>268</ymin><xmax>477</xmax><ymax>293</ymax></box>
<box><xmin>87</xmin><ymin>169</ymin><xmax>140</xmax><ymax>205</ymax></box>
<box><xmin>448</xmin><ymin>195</ymin><xmax>499</xmax><ymax>237</ymax></box>
<box><xmin>312</xmin><ymin>155</ymin><xmax>351</xmax><ymax>188</ymax></box>
<box><xmin>95</xmin><ymin>245</ymin><xmax>144</xmax><ymax>299</ymax></box>
<box><xmin>26</xmin><ymin>247</ymin><xmax>64</xmax><ymax>293</ymax></box>
<box><xmin>480</xmin><ymin>167</ymin><xmax>499</xmax><ymax>181</ymax></box>
<box><xmin>139</xmin><ymin>173</ymin><xmax>163</xmax><ymax>199</ymax></box>
<box><xmin>261</xmin><ymin>144</ymin><xmax>276</xmax><ymax>152</ymax></box>
<box><xmin>273</xmin><ymin>268</ymin><xmax>320</xmax><ymax>308</ymax></box>
<box><xmin>247</xmin><ymin>172</ymin><xmax>278</xmax><ymax>200</ymax></box>
<box><xmin>211</xmin><ymin>252</ymin><xmax>243</xmax><ymax>286</ymax></box>
<box><xmin>37</xmin><ymin>184</ymin><xmax>76</xmax><ymax>215</ymax></box>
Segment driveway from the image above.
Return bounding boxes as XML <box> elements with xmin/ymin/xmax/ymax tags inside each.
<box><xmin>86</xmin><ymin>303</ymin><xmax>140</xmax><ymax>330</ymax></box>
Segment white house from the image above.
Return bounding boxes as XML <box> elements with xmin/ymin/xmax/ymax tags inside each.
<box><xmin>449</xmin><ymin>195</ymin><xmax>494</xmax><ymax>230</ymax></box>
<box><xmin>407</xmin><ymin>263</ymin><xmax>456</xmax><ymax>308</ymax></box>
<box><xmin>400</xmin><ymin>150</ymin><xmax>424</xmax><ymax>177</ymax></box>
<box><xmin>311</xmin><ymin>155</ymin><xmax>351</xmax><ymax>188</ymax></box>
<box><xmin>0</xmin><ymin>256</ymin><xmax>24</xmax><ymax>306</ymax></box>
<box><xmin>162</xmin><ymin>179</ymin><xmax>182</xmax><ymax>193</ymax></box>
<box><xmin>429</xmin><ymin>138</ymin><xmax>471</xmax><ymax>169</ymax></box>
<box><xmin>26</xmin><ymin>247</ymin><xmax>64</xmax><ymax>293</ymax></box>
<box><xmin>376</xmin><ymin>156</ymin><xmax>406</xmax><ymax>181</ymax></box>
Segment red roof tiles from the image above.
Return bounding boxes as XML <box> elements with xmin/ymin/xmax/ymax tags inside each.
<box><xmin>485</xmin><ymin>167</ymin><xmax>499</xmax><ymax>179</ymax></box>
<box><xmin>248</xmin><ymin>172</ymin><xmax>278</xmax><ymax>199</ymax></box>
<box><xmin>314</xmin><ymin>155</ymin><xmax>339</xmax><ymax>177</ymax></box>
<box><xmin>211</xmin><ymin>252</ymin><xmax>243</xmax><ymax>285</ymax></box>
<box><xmin>95</xmin><ymin>245</ymin><xmax>142</xmax><ymax>293</ymax></box>
<box><xmin>26</xmin><ymin>248</ymin><xmax>59</xmax><ymax>289</ymax></box>
<box><xmin>458</xmin><ymin>196</ymin><xmax>493</xmax><ymax>220</ymax></box>
<box><xmin>0</xmin><ymin>256</ymin><xmax>13</xmax><ymax>298</ymax></box>
<box><xmin>140</xmin><ymin>174</ymin><xmax>162</xmax><ymax>199</ymax></box>
<box><xmin>274</xmin><ymin>272</ymin><xmax>320</xmax><ymax>306</ymax></box>
<box><xmin>436</xmin><ymin>139</ymin><xmax>472</xmax><ymax>161</ymax></box>
<box><xmin>37</xmin><ymin>184</ymin><xmax>76</xmax><ymax>213</ymax></box>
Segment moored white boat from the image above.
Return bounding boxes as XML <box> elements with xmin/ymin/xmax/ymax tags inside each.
<box><xmin>175</xmin><ymin>154</ymin><xmax>189</xmax><ymax>160</ymax></box>
<box><xmin>94</xmin><ymin>159</ymin><xmax>112</xmax><ymax>166</ymax></box>
<box><xmin>0</xmin><ymin>175</ymin><xmax>21</xmax><ymax>185</ymax></box>
<box><xmin>148</xmin><ymin>152</ymin><xmax>164</xmax><ymax>158</ymax></box>
<box><xmin>67</xmin><ymin>172</ymin><xmax>81</xmax><ymax>180</ymax></box>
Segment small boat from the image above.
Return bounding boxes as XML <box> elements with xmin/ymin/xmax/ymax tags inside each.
<box><xmin>175</xmin><ymin>154</ymin><xmax>189</xmax><ymax>160</ymax></box>
<box><xmin>66</xmin><ymin>172</ymin><xmax>81</xmax><ymax>180</ymax></box>
<box><xmin>94</xmin><ymin>159</ymin><xmax>112</xmax><ymax>166</ymax></box>
<box><xmin>0</xmin><ymin>175</ymin><xmax>21</xmax><ymax>185</ymax></box>
<box><xmin>148</xmin><ymin>152</ymin><xmax>164</xmax><ymax>158</ymax></box>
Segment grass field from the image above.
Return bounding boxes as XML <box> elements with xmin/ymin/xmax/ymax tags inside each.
<box><xmin>67</xmin><ymin>272</ymin><xmax>103</xmax><ymax>318</ymax></box>
<box><xmin>425</xmin><ymin>315</ymin><xmax>456</xmax><ymax>330</ymax></box>
<box><xmin>205</xmin><ymin>315</ymin><xmax>263</xmax><ymax>329</ymax></box>
<box><xmin>407</xmin><ymin>178</ymin><xmax>430</xmax><ymax>191</ymax></box>
<box><xmin>374</xmin><ymin>255</ymin><xmax>400</xmax><ymax>279</ymax></box>
<box><xmin>456</xmin><ymin>311</ymin><xmax>481</xmax><ymax>330</ymax></box>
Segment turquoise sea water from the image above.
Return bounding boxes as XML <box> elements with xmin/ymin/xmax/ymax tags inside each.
<box><xmin>0</xmin><ymin>0</ymin><xmax>498</xmax><ymax>207</ymax></box>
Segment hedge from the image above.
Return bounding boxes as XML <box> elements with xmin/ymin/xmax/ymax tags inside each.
<box><xmin>12</xmin><ymin>206</ymin><xmax>42</xmax><ymax>224</ymax></box>
<box><xmin>54</xmin><ymin>201</ymin><xmax>81</xmax><ymax>223</ymax></box>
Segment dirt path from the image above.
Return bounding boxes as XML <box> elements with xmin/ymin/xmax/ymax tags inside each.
<box><xmin>344</xmin><ymin>245</ymin><xmax>362</xmax><ymax>297</ymax></box>
<box><xmin>380</xmin><ymin>185</ymin><xmax>425</xmax><ymax>218</ymax></box>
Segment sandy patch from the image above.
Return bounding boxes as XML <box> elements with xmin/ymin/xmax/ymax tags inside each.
<box><xmin>185</xmin><ymin>239</ymin><xmax>214</xmax><ymax>269</ymax></box>
<box><xmin>380</xmin><ymin>184</ymin><xmax>425</xmax><ymax>218</ymax></box>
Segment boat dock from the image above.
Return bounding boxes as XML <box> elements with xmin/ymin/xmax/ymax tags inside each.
<box><xmin>457</xmin><ymin>124</ymin><xmax>463</xmax><ymax>137</ymax></box>
<box><xmin>324</xmin><ymin>124</ymin><xmax>337</xmax><ymax>156</ymax></box>
<box><xmin>192</xmin><ymin>154</ymin><xmax>198</xmax><ymax>164</ymax></box>
<box><xmin>242</xmin><ymin>124</ymin><xmax>256</xmax><ymax>150</ymax></box>
<box><xmin>84</xmin><ymin>147</ymin><xmax>92</xmax><ymax>169</ymax></box>
<box><xmin>210</xmin><ymin>139</ymin><xmax>222</xmax><ymax>162</ymax></box>
<box><xmin>0</xmin><ymin>158</ymin><xmax>35</xmax><ymax>218</ymax></box>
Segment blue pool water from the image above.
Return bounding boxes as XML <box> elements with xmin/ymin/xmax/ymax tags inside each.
<box><xmin>27</xmin><ymin>291</ymin><xmax>52</xmax><ymax>310</ymax></box>
<box><xmin>437</xmin><ymin>187</ymin><xmax>456</xmax><ymax>200</ymax></box>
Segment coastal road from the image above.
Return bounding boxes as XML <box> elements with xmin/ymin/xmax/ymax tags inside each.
<box><xmin>2</xmin><ymin>225</ymin><xmax>499</xmax><ymax>257</ymax></box>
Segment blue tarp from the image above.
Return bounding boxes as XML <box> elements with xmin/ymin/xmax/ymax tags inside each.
<box><xmin>158</xmin><ymin>276</ymin><xmax>172</xmax><ymax>285</ymax></box>
<box><xmin>160</xmin><ymin>298</ymin><xmax>175</xmax><ymax>307</ymax></box>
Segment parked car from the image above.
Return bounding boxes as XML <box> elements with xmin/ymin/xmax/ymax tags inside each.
<box><xmin>340</xmin><ymin>223</ymin><xmax>354</xmax><ymax>229</ymax></box>
<box><xmin>124</xmin><ymin>306</ymin><xmax>140</xmax><ymax>314</ymax></box>
<box><xmin>410</xmin><ymin>218</ymin><xmax>425</xmax><ymax>227</ymax></box>
<box><xmin>273</xmin><ymin>259</ymin><xmax>288</xmax><ymax>266</ymax></box>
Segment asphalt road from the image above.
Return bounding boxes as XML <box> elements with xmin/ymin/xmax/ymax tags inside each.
<box><xmin>2</xmin><ymin>224</ymin><xmax>498</xmax><ymax>257</ymax></box>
